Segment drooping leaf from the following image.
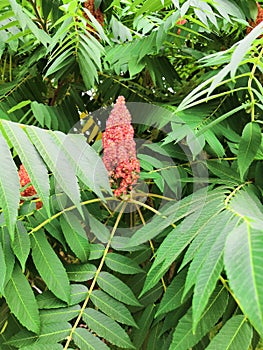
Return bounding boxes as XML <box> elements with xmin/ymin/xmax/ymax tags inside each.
<box><xmin>82</xmin><ymin>308</ymin><xmax>135</xmax><ymax>349</ymax></box>
<box><xmin>31</xmin><ymin>232</ymin><xmax>70</xmax><ymax>303</ymax></box>
<box><xmin>224</xmin><ymin>222</ymin><xmax>263</xmax><ymax>336</ymax></box>
<box><xmin>25</xmin><ymin>125</ymin><xmax>83</xmax><ymax>215</ymax></box>
<box><xmin>97</xmin><ymin>271</ymin><xmax>141</xmax><ymax>306</ymax></box>
<box><xmin>12</xmin><ymin>221</ymin><xmax>30</xmax><ymax>271</ymax></box>
<box><xmin>237</xmin><ymin>122</ymin><xmax>261</xmax><ymax>181</ymax></box>
<box><xmin>205</xmin><ymin>315</ymin><xmax>252</xmax><ymax>350</ymax></box>
<box><xmin>2</xmin><ymin>120</ymin><xmax>50</xmax><ymax>214</ymax></box>
<box><xmin>72</xmin><ymin>327</ymin><xmax>110</xmax><ymax>350</ymax></box>
<box><xmin>0</xmin><ymin>130</ymin><xmax>20</xmax><ymax>239</ymax></box>
<box><xmin>60</xmin><ymin>212</ymin><xmax>90</xmax><ymax>262</ymax></box>
<box><xmin>4</xmin><ymin>263</ymin><xmax>40</xmax><ymax>334</ymax></box>
<box><xmin>90</xmin><ymin>290</ymin><xmax>138</xmax><ymax>327</ymax></box>
<box><xmin>49</xmin><ymin>132</ymin><xmax>111</xmax><ymax>198</ymax></box>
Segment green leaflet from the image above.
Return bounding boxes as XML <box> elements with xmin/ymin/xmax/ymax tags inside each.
<box><xmin>60</xmin><ymin>212</ymin><xmax>90</xmax><ymax>262</ymax></box>
<box><xmin>206</xmin><ymin>315</ymin><xmax>252</xmax><ymax>350</ymax></box>
<box><xmin>97</xmin><ymin>271</ymin><xmax>141</xmax><ymax>306</ymax></box>
<box><xmin>73</xmin><ymin>327</ymin><xmax>110</xmax><ymax>350</ymax></box>
<box><xmin>130</xmin><ymin>304</ymin><xmax>155</xmax><ymax>349</ymax></box>
<box><xmin>82</xmin><ymin>308</ymin><xmax>135</xmax><ymax>349</ymax></box>
<box><xmin>36</xmin><ymin>284</ymin><xmax>88</xmax><ymax>309</ymax></box>
<box><xmin>4</xmin><ymin>263</ymin><xmax>40</xmax><ymax>334</ymax></box>
<box><xmin>237</xmin><ymin>122</ymin><xmax>262</xmax><ymax>181</ymax></box>
<box><xmin>105</xmin><ymin>252</ymin><xmax>144</xmax><ymax>274</ymax></box>
<box><xmin>20</xmin><ymin>344</ymin><xmax>63</xmax><ymax>350</ymax></box>
<box><xmin>12</xmin><ymin>221</ymin><xmax>31</xmax><ymax>271</ymax></box>
<box><xmin>31</xmin><ymin>232</ymin><xmax>70</xmax><ymax>304</ymax></box>
<box><xmin>0</xmin><ymin>130</ymin><xmax>20</xmax><ymax>239</ymax></box>
<box><xmin>25</xmin><ymin>125</ymin><xmax>83</xmax><ymax>216</ymax></box>
<box><xmin>1</xmin><ymin>120</ymin><xmax>50</xmax><ymax>215</ymax></box>
<box><xmin>155</xmin><ymin>267</ymin><xmax>189</xmax><ymax>318</ymax></box>
<box><xmin>170</xmin><ymin>286</ymin><xmax>228</xmax><ymax>349</ymax></box>
<box><xmin>66</xmin><ymin>263</ymin><xmax>97</xmax><ymax>282</ymax></box>
<box><xmin>224</xmin><ymin>223</ymin><xmax>263</xmax><ymax>337</ymax></box>
<box><xmin>90</xmin><ymin>290</ymin><xmax>138</xmax><ymax>327</ymax></box>
<box><xmin>5</xmin><ymin>322</ymin><xmax>71</xmax><ymax>347</ymax></box>
<box><xmin>40</xmin><ymin>305</ymin><xmax>81</xmax><ymax>324</ymax></box>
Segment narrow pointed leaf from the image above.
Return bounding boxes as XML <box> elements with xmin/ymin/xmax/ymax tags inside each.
<box><xmin>2</xmin><ymin>121</ymin><xmax>50</xmax><ymax>214</ymax></box>
<box><xmin>155</xmin><ymin>267</ymin><xmax>188</xmax><ymax>318</ymax></box>
<box><xmin>237</xmin><ymin>122</ymin><xmax>261</xmax><ymax>181</ymax></box>
<box><xmin>0</xmin><ymin>130</ymin><xmax>20</xmax><ymax>238</ymax></box>
<box><xmin>224</xmin><ymin>223</ymin><xmax>263</xmax><ymax>336</ymax></box>
<box><xmin>97</xmin><ymin>271</ymin><xmax>141</xmax><ymax>306</ymax></box>
<box><xmin>83</xmin><ymin>308</ymin><xmax>135</xmax><ymax>349</ymax></box>
<box><xmin>25</xmin><ymin>125</ymin><xmax>82</xmax><ymax>215</ymax></box>
<box><xmin>12</xmin><ymin>221</ymin><xmax>31</xmax><ymax>271</ymax></box>
<box><xmin>66</xmin><ymin>263</ymin><xmax>97</xmax><ymax>282</ymax></box>
<box><xmin>40</xmin><ymin>305</ymin><xmax>81</xmax><ymax>323</ymax></box>
<box><xmin>4</xmin><ymin>263</ymin><xmax>40</xmax><ymax>334</ymax></box>
<box><xmin>0</xmin><ymin>243</ymin><xmax>6</xmax><ymax>294</ymax></box>
<box><xmin>105</xmin><ymin>252</ymin><xmax>144</xmax><ymax>274</ymax></box>
<box><xmin>37</xmin><ymin>284</ymin><xmax>88</xmax><ymax>309</ymax></box>
<box><xmin>73</xmin><ymin>327</ymin><xmax>110</xmax><ymax>350</ymax></box>
<box><xmin>206</xmin><ymin>315</ymin><xmax>252</xmax><ymax>350</ymax></box>
<box><xmin>60</xmin><ymin>213</ymin><xmax>89</xmax><ymax>262</ymax></box>
<box><xmin>31</xmin><ymin>232</ymin><xmax>70</xmax><ymax>303</ymax></box>
<box><xmin>20</xmin><ymin>344</ymin><xmax>63</xmax><ymax>350</ymax></box>
<box><xmin>50</xmin><ymin>132</ymin><xmax>111</xmax><ymax>197</ymax></box>
<box><xmin>90</xmin><ymin>290</ymin><xmax>138</xmax><ymax>327</ymax></box>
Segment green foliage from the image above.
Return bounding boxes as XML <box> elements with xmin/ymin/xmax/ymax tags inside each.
<box><xmin>0</xmin><ymin>0</ymin><xmax>263</xmax><ymax>349</ymax></box>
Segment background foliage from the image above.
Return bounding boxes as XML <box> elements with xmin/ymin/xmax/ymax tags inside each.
<box><xmin>0</xmin><ymin>0</ymin><xmax>263</xmax><ymax>349</ymax></box>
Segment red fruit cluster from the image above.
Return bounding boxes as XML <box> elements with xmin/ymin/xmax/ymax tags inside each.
<box><xmin>246</xmin><ymin>2</ymin><xmax>263</xmax><ymax>35</ymax></box>
<box><xmin>102</xmin><ymin>96</ymin><xmax>140</xmax><ymax>197</ymax></box>
<box><xmin>83</xmin><ymin>0</ymin><xmax>104</xmax><ymax>29</ymax></box>
<box><xmin>18</xmin><ymin>164</ymin><xmax>42</xmax><ymax>209</ymax></box>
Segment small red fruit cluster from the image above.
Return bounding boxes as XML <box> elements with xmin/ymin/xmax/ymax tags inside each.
<box><xmin>246</xmin><ymin>2</ymin><xmax>263</xmax><ymax>35</ymax></box>
<box><xmin>102</xmin><ymin>96</ymin><xmax>140</xmax><ymax>197</ymax></box>
<box><xmin>18</xmin><ymin>164</ymin><xmax>42</xmax><ymax>209</ymax></box>
<box><xmin>83</xmin><ymin>0</ymin><xmax>104</xmax><ymax>29</ymax></box>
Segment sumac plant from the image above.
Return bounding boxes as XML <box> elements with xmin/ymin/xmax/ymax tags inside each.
<box><xmin>0</xmin><ymin>0</ymin><xmax>263</xmax><ymax>350</ymax></box>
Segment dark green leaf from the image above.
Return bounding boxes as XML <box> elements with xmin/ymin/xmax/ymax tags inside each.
<box><xmin>31</xmin><ymin>232</ymin><xmax>70</xmax><ymax>303</ymax></box>
<box><xmin>83</xmin><ymin>308</ymin><xmax>135</xmax><ymax>348</ymax></box>
<box><xmin>105</xmin><ymin>252</ymin><xmax>144</xmax><ymax>274</ymax></box>
<box><xmin>66</xmin><ymin>263</ymin><xmax>97</xmax><ymax>282</ymax></box>
<box><xmin>72</xmin><ymin>327</ymin><xmax>110</xmax><ymax>350</ymax></box>
<box><xmin>4</xmin><ymin>263</ymin><xmax>40</xmax><ymax>334</ymax></box>
<box><xmin>90</xmin><ymin>290</ymin><xmax>138</xmax><ymax>327</ymax></box>
<box><xmin>12</xmin><ymin>221</ymin><xmax>30</xmax><ymax>271</ymax></box>
<box><xmin>205</xmin><ymin>315</ymin><xmax>252</xmax><ymax>350</ymax></box>
<box><xmin>97</xmin><ymin>271</ymin><xmax>141</xmax><ymax>306</ymax></box>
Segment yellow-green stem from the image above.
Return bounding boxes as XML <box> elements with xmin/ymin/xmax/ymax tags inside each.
<box><xmin>63</xmin><ymin>202</ymin><xmax>126</xmax><ymax>350</ymax></box>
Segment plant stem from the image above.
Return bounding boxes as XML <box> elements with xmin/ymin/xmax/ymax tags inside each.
<box><xmin>247</xmin><ymin>46</ymin><xmax>263</xmax><ymax>122</ymax></box>
<box><xmin>63</xmin><ymin>202</ymin><xmax>127</xmax><ymax>350</ymax></box>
